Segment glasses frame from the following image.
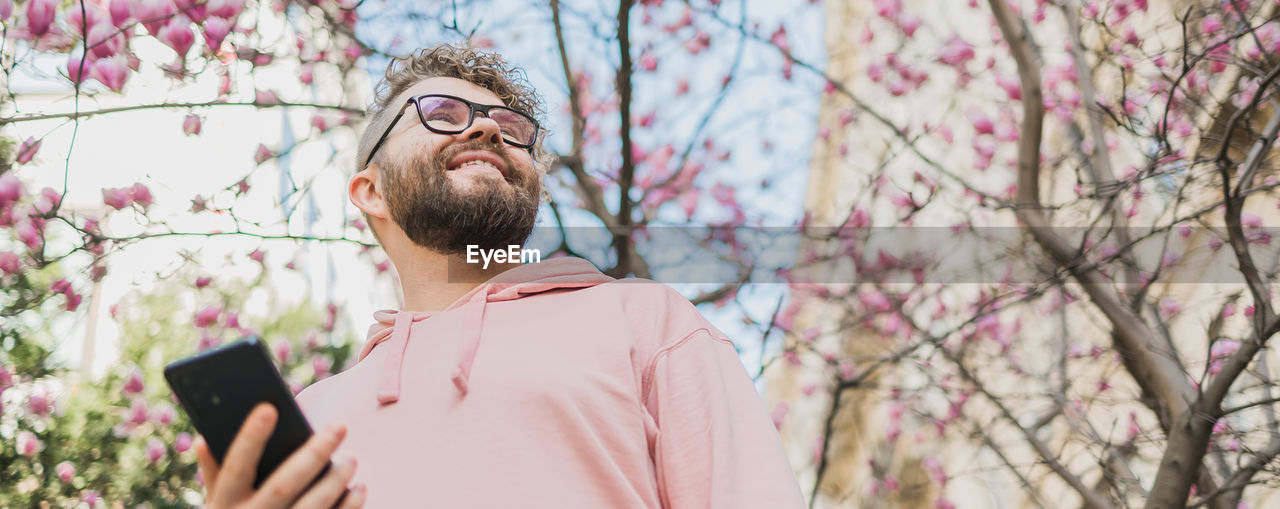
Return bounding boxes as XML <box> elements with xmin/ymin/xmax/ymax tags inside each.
<box><xmin>361</xmin><ymin>94</ymin><xmax>540</xmax><ymax>169</ymax></box>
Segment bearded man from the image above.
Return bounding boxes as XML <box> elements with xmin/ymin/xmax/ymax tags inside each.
<box><xmin>193</xmin><ymin>44</ymin><xmax>805</xmax><ymax>509</ymax></box>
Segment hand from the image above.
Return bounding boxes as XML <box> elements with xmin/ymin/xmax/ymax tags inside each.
<box><xmin>193</xmin><ymin>403</ymin><xmax>367</xmax><ymax>509</ymax></box>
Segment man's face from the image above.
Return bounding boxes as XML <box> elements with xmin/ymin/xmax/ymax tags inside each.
<box><xmin>373</xmin><ymin>77</ymin><xmax>542</xmax><ymax>255</ymax></box>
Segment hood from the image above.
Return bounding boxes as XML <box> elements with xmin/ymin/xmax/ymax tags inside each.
<box><xmin>359</xmin><ymin>256</ymin><xmax>614</xmax><ymax>404</ymax></box>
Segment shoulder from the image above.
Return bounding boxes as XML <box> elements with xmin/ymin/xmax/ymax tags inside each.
<box><xmin>294</xmin><ymin>361</ymin><xmax>367</xmax><ymax>424</ymax></box>
<box><xmin>588</xmin><ymin>277</ymin><xmax>731</xmax><ymax>347</ymax></box>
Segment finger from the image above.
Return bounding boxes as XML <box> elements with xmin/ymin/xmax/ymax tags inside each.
<box><xmin>289</xmin><ymin>456</ymin><xmax>357</xmax><ymax>509</ymax></box>
<box><xmin>194</xmin><ymin>436</ymin><xmax>221</xmax><ymax>495</ymax></box>
<box><xmin>337</xmin><ymin>483</ymin><xmax>367</xmax><ymax>509</ymax></box>
<box><xmin>219</xmin><ymin>403</ymin><xmax>279</xmax><ymax>501</ymax></box>
<box><xmin>252</xmin><ymin>422</ymin><xmax>347</xmax><ymax>507</ymax></box>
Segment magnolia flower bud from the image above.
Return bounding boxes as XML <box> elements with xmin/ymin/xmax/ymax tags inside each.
<box><xmin>182</xmin><ymin>114</ymin><xmax>201</xmax><ymax>135</ymax></box>
<box><xmin>25</xmin><ymin>0</ymin><xmax>56</xmax><ymax>38</ymax></box>
<box><xmin>56</xmin><ymin>461</ymin><xmax>75</xmax><ymax>483</ymax></box>
<box><xmin>15</xmin><ymin>137</ymin><xmax>40</xmax><ymax>164</ymax></box>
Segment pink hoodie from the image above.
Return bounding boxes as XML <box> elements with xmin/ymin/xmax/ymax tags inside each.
<box><xmin>295</xmin><ymin>256</ymin><xmax>804</xmax><ymax>508</ymax></box>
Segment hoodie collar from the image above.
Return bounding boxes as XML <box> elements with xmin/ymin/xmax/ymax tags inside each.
<box><xmin>360</xmin><ymin>257</ymin><xmax>614</xmax><ymax>404</ymax></box>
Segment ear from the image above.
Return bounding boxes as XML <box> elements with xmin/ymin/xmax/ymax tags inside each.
<box><xmin>349</xmin><ymin>165</ymin><xmax>390</xmax><ymax>220</ymax></box>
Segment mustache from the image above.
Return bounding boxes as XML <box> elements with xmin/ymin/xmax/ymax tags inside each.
<box><xmin>433</xmin><ymin>139</ymin><xmax>518</xmax><ymax>173</ymax></box>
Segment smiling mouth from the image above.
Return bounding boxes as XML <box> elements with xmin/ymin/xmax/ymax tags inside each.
<box><xmin>450</xmin><ymin>160</ymin><xmax>503</xmax><ymax>173</ymax></box>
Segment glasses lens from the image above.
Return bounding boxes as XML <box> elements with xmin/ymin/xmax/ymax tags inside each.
<box><xmin>418</xmin><ymin>97</ymin><xmax>470</xmax><ymax>131</ymax></box>
<box><xmin>489</xmin><ymin>108</ymin><xmax>537</xmax><ymax>146</ymax></box>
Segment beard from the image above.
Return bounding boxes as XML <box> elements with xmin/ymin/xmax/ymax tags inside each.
<box><xmin>379</xmin><ymin>139</ymin><xmax>541</xmax><ymax>255</ymax></box>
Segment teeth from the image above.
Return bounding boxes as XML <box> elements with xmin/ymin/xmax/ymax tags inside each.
<box><xmin>457</xmin><ymin>160</ymin><xmax>498</xmax><ymax>171</ymax></box>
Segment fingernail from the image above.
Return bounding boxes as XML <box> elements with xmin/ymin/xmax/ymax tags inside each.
<box><xmin>346</xmin><ymin>456</ymin><xmax>358</xmax><ymax>469</ymax></box>
<box><xmin>325</xmin><ymin>423</ymin><xmax>346</xmax><ymax>436</ymax></box>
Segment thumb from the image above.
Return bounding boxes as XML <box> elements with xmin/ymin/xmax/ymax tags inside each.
<box><xmin>193</xmin><ymin>435</ymin><xmax>221</xmax><ymax>495</ymax></box>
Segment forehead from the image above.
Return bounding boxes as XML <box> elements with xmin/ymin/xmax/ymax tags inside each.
<box><xmin>397</xmin><ymin>77</ymin><xmax>505</xmax><ymax>107</ymax></box>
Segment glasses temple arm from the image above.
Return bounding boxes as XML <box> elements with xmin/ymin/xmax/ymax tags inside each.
<box><xmin>362</xmin><ymin>108</ymin><xmax>409</xmax><ymax>170</ymax></box>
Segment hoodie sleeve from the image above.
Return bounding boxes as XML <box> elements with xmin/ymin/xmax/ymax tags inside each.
<box><xmin>642</xmin><ymin>327</ymin><xmax>806</xmax><ymax>509</ymax></box>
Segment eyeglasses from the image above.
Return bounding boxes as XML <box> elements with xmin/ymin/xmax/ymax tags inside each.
<box><xmin>362</xmin><ymin>94</ymin><xmax>540</xmax><ymax>169</ymax></box>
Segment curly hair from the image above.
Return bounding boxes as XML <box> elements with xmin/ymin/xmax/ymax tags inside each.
<box><xmin>356</xmin><ymin>43</ymin><xmax>547</xmax><ymax>171</ymax></box>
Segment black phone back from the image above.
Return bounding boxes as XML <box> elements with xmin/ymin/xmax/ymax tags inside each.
<box><xmin>164</xmin><ymin>336</ymin><xmax>315</xmax><ymax>488</ymax></box>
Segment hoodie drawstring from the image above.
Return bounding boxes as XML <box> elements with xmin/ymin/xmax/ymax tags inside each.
<box><xmin>450</xmin><ymin>289</ymin><xmax>490</xmax><ymax>396</ymax></box>
<box><xmin>377</xmin><ymin>311</ymin><xmax>417</xmax><ymax>404</ymax></box>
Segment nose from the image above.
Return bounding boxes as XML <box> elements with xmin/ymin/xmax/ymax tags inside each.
<box><xmin>462</xmin><ymin>113</ymin><xmax>503</xmax><ymax>145</ymax></box>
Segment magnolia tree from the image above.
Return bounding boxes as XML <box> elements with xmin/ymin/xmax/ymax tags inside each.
<box><xmin>0</xmin><ymin>0</ymin><xmax>826</xmax><ymax>506</ymax></box>
<box><xmin>758</xmin><ymin>0</ymin><xmax>1280</xmax><ymax>508</ymax></box>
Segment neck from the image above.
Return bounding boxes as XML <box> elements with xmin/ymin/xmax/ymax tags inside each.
<box><xmin>387</xmin><ymin>242</ymin><xmax>522</xmax><ymax>312</ymax></box>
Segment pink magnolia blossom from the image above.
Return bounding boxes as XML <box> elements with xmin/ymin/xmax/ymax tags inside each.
<box><xmin>312</xmin><ymin>355</ymin><xmax>332</xmax><ymax>378</ymax></box>
<box><xmin>898</xmin><ymin>13</ymin><xmax>921</xmax><ymax>37</ymax></box>
<box><xmin>996</xmin><ymin>74</ymin><xmax>1021</xmax><ymax>99</ymax></box>
<box><xmin>64</xmin><ymin>291</ymin><xmax>83</xmax><ymax>312</ymax></box>
<box><xmin>182</xmin><ymin>114</ymin><xmax>201</xmax><ymax>135</ymax></box>
<box><xmin>271</xmin><ymin>339</ymin><xmax>293</xmax><ymax>364</ymax></box>
<box><xmin>1201</xmin><ymin>14</ymin><xmax>1223</xmax><ymax>35</ymax></box>
<box><xmin>1211</xmin><ymin>339</ymin><xmax>1241</xmax><ymax>359</ymax></box>
<box><xmin>207</xmin><ymin>0</ymin><xmax>245</xmax><ymax>19</ymax></box>
<box><xmin>873</xmin><ymin>0</ymin><xmax>903</xmax><ymax>18</ymax></box>
<box><xmin>26</xmin><ymin>391</ymin><xmax>51</xmax><ymax>415</ymax></box>
<box><xmin>131</xmin><ymin>182</ymin><xmax>153</xmax><ymax>208</ymax></box>
<box><xmin>152</xmin><ymin>402</ymin><xmax>176</xmax><ymax>425</ymax></box>
<box><xmin>1158</xmin><ymin>297</ymin><xmax>1180</xmax><ymax>317</ymax></box>
<box><xmin>122</xmin><ymin>366</ymin><xmax>145</xmax><ymax>394</ymax></box>
<box><xmin>158</xmin><ymin>16</ymin><xmax>195</xmax><ymax>58</ymax></box>
<box><xmin>67</xmin><ymin>55</ymin><xmax>93</xmax><ymax>85</ymax></box>
<box><xmin>88</xmin><ymin>22</ymin><xmax>125</xmax><ymax>59</ymax></box>
<box><xmin>108</xmin><ymin>0</ymin><xmax>132</xmax><ymax>26</ymax></box>
<box><xmin>967</xmin><ymin>110</ymin><xmax>994</xmax><ymax>136</ymax></box>
<box><xmin>300</xmin><ymin>63</ymin><xmax>314</xmax><ymax>84</ymax></box>
<box><xmin>638</xmin><ymin>53</ymin><xmax>657</xmax><ymax>72</ymax></box>
<box><xmin>90</xmin><ymin>54</ymin><xmax>129</xmax><ymax>91</ymax></box>
<box><xmin>15</xmin><ymin>137</ymin><xmax>40</xmax><ymax>164</ymax></box>
<box><xmin>343</xmin><ymin>42</ymin><xmax>363</xmax><ymax>61</ymax></box>
<box><xmin>248</xmin><ymin>248</ymin><xmax>265</xmax><ymax>263</ymax></box>
<box><xmin>25</xmin><ymin>0</ymin><xmax>56</xmax><ymax>37</ymax></box>
<box><xmin>683</xmin><ymin>31</ymin><xmax>710</xmax><ymax>54</ymax></box>
<box><xmin>133</xmin><ymin>0</ymin><xmax>175</xmax><ymax>36</ymax></box>
<box><xmin>254</xmin><ymin>144</ymin><xmax>274</xmax><ymax>164</ymax></box>
<box><xmin>16</xmin><ymin>430</ymin><xmax>42</xmax><ymax>456</ymax></box>
<box><xmin>102</xmin><ymin>187</ymin><xmax>131</xmax><ymax>210</ymax></box>
<box><xmin>81</xmin><ymin>490</ymin><xmax>100</xmax><ymax>506</ymax></box>
<box><xmin>128</xmin><ymin>397</ymin><xmax>149</xmax><ymax>425</ymax></box>
<box><xmin>146</xmin><ymin>437</ymin><xmax>166</xmax><ymax>463</ymax></box>
<box><xmin>64</xmin><ymin>3</ymin><xmax>108</xmax><ymax>35</ymax></box>
<box><xmin>175</xmin><ymin>432</ymin><xmax>193</xmax><ymax>453</ymax></box>
<box><xmin>198</xmin><ymin>333</ymin><xmax>221</xmax><ymax>351</ymax></box>
<box><xmin>311</xmin><ymin>113</ymin><xmax>329</xmax><ymax>133</ymax></box>
<box><xmin>0</xmin><ymin>0</ymin><xmax>12</xmax><ymax>20</ymax></box>
<box><xmin>254</xmin><ymin>89</ymin><xmax>279</xmax><ymax>105</ymax></box>
<box><xmin>195</xmin><ymin>306</ymin><xmax>221</xmax><ymax>327</ymax></box>
<box><xmin>195</xmin><ymin>276</ymin><xmax>212</xmax><ymax>288</ymax></box>
<box><xmin>0</xmin><ymin>173</ymin><xmax>21</xmax><ymax>207</ymax></box>
<box><xmin>202</xmin><ymin>16</ymin><xmax>233</xmax><ymax>52</ymax></box>
<box><xmin>56</xmin><ymin>461</ymin><xmax>76</xmax><ymax>483</ymax></box>
<box><xmin>17</xmin><ymin>221</ymin><xmax>43</xmax><ymax>251</ymax></box>
<box><xmin>0</xmin><ymin>252</ymin><xmax>20</xmax><ymax>275</ymax></box>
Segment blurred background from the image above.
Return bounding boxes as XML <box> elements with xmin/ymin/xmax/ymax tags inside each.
<box><xmin>3</xmin><ymin>0</ymin><xmax>1280</xmax><ymax>507</ymax></box>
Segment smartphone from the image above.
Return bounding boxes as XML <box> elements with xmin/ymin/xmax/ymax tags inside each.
<box><xmin>164</xmin><ymin>336</ymin><xmax>322</xmax><ymax>489</ymax></box>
